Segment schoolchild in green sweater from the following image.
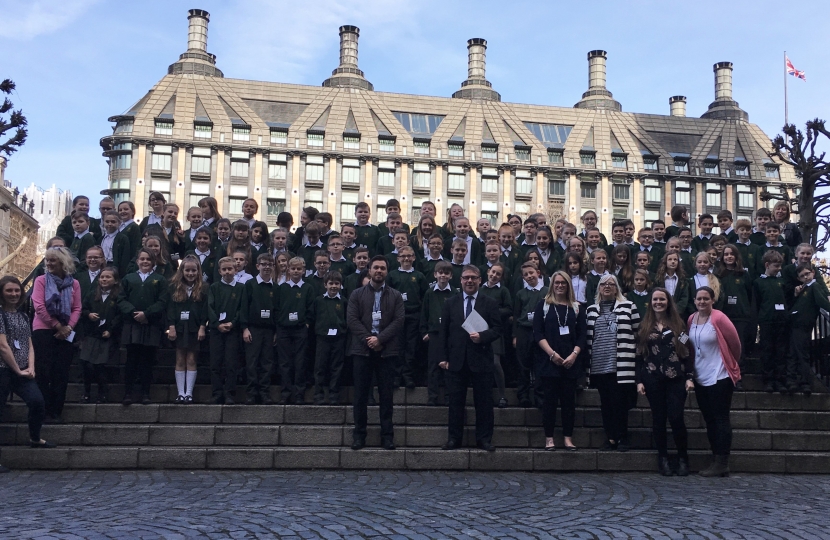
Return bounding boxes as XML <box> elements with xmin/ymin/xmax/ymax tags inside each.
<box><xmin>420</xmin><ymin>261</ymin><xmax>457</xmax><ymax>406</ymax></box>
<box><xmin>625</xmin><ymin>269</ymin><xmax>652</xmax><ymax>317</ymax></box>
<box><xmin>749</xmin><ymin>208</ymin><xmax>772</xmax><ymax>246</ymax></box>
<box><xmin>207</xmin><ymin>257</ymin><xmax>244</xmax><ymax>404</ymax></box>
<box><xmin>166</xmin><ymin>255</ymin><xmax>208</xmax><ymax>403</ymax></box>
<box><xmin>376</xmin><ymin>213</ymin><xmax>405</xmax><ymax>256</ymax></box>
<box><xmin>240</xmin><ymin>253</ymin><xmax>278</xmax><ymax>405</ymax></box>
<box><xmin>69</xmin><ymin>212</ymin><xmax>96</xmax><ymax>270</ymax></box>
<box><xmin>326</xmin><ymin>233</ymin><xmax>356</xmax><ymax>277</ymax></box>
<box><xmin>311</xmin><ymin>271</ymin><xmax>347</xmax><ymax>404</ymax></box>
<box><xmin>753</xmin><ymin>250</ymin><xmax>789</xmax><ymax>393</ymax></box>
<box><xmin>276</xmin><ymin>257</ymin><xmax>316</xmax><ymax>404</ymax></box>
<box><xmin>758</xmin><ymin>223</ymin><xmax>793</xmax><ymax>266</ymax></box>
<box><xmin>383</xmin><ymin>229</ymin><xmax>411</xmax><ymax>272</ymax></box>
<box><xmin>654</xmin><ymin>249</ymin><xmax>690</xmax><ymax>316</ymax></box>
<box><xmin>308</xmin><ymin>250</ymin><xmax>331</xmax><ymax>298</ymax></box>
<box><xmin>74</xmin><ymin>247</ymin><xmax>104</xmax><ymax>304</ymax></box>
<box><xmin>117</xmin><ymin>248</ymin><xmax>169</xmax><ymax>405</ymax></box>
<box><xmin>498</xmin><ymin>223</ymin><xmax>522</xmax><ymax>278</ymax></box>
<box><xmin>297</xmin><ymin>221</ymin><xmax>325</xmax><ymax>274</ymax></box>
<box><xmin>733</xmin><ymin>219</ymin><xmax>761</xmax><ymax>279</ymax></box>
<box><xmin>387</xmin><ymin>246</ymin><xmax>429</xmax><ymax>389</ymax></box>
<box><xmin>340</xmin><ymin>224</ymin><xmax>358</xmax><ymax>263</ymax></box>
<box><xmin>787</xmin><ymin>264</ymin><xmax>830</xmax><ymax>395</ymax></box>
<box><xmin>479</xmin><ymin>262</ymin><xmax>513</xmax><ymax>408</ymax></box>
<box><xmin>479</xmin><ymin>240</ymin><xmax>511</xmax><ymax>288</ymax></box>
<box><xmin>716</xmin><ymin>245</ymin><xmax>754</xmax><ymax>373</ymax></box>
<box><xmin>512</xmin><ymin>262</ymin><xmax>549</xmax><ymax>408</ymax></box>
<box><xmin>585</xmin><ymin>249</ymin><xmax>610</xmax><ymax>306</ymax></box>
<box><xmin>185</xmin><ymin>228</ymin><xmax>218</xmax><ymax>285</ymax></box>
<box><xmin>783</xmin><ymin>244</ymin><xmax>830</xmax><ymax>304</ymax></box>
<box><xmin>354</xmin><ymin>202</ymin><xmax>380</xmax><ymax>257</ymax></box>
<box><xmin>418</xmin><ymin>234</ymin><xmax>445</xmax><ymax>278</ymax></box>
<box><xmin>448</xmin><ymin>239</ymin><xmax>467</xmax><ymax>290</ymax></box>
<box><xmin>79</xmin><ymin>267</ymin><xmax>121</xmax><ymax>404</ymax></box>
<box><xmin>344</xmin><ymin>248</ymin><xmax>370</xmax><ymax>299</ymax></box>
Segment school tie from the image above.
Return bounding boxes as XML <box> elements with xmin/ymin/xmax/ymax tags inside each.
<box><xmin>465</xmin><ymin>296</ymin><xmax>473</xmax><ymax>318</ymax></box>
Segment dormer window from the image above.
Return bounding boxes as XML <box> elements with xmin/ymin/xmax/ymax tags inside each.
<box><xmin>515</xmin><ymin>147</ymin><xmax>530</xmax><ymax>162</ymax></box>
<box><xmin>270</xmin><ymin>129</ymin><xmax>288</xmax><ymax>145</ymax></box>
<box><xmin>194</xmin><ymin>123</ymin><xmax>212</xmax><ymax>140</ymax></box>
<box><xmin>482</xmin><ymin>144</ymin><xmax>498</xmax><ymax>160</ymax></box>
<box><xmin>673</xmin><ymin>159</ymin><xmax>689</xmax><ymax>173</ymax></box>
<box><xmin>448</xmin><ymin>142</ymin><xmax>464</xmax><ymax>158</ymax></box>
<box><xmin>307</xmin><ymin>131</ymin><xmax>324</xmax><ymax>147</ymax></box>
<box><xmin>154</xmin><ymin>120</ymin><xmax>173</xmax><ymax>137</ymax></box>
<box><xmin>734</xmin><ymin>160</ymin><xmax>750</xmax><ymax>177</ymax></box>
<box><xmin>343</xmin><ymin>135</ymin><xmax>360</xmax><ymax>150</ymax></box>
<box><xmin>704</xmin><ymin>160</ymin><xmax>720</xmax><ymax>176</ymax></box>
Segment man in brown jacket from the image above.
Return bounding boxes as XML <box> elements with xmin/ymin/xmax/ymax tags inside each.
<box><xmin>347</xmin><ymin>255</ymin><xmax>405</xmax><ymax>450</ymax></box>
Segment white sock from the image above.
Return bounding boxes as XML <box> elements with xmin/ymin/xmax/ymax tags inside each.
<box><xmin>175</xmin><ymin>370</ymin><xmax>186</xmax><ymax>397</ymax></box>
<box><xmin>185</xmin><ymin>370</ymin><xmax>198</xmax><ymax>397</ymax></box>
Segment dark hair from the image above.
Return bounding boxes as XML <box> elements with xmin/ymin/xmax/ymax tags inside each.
<box><xmin>72</xmin><ymin>195</ymin><xmax>89</xmax><ymax>206</ymax></box>
<box><xmin>795</xmin><ymin>262</ymin><xmax>814</xmax><ymax>275</ymax></box>
<box><xmin>762</xmin><ymin>250</ymin><xmax>784</xmax><ymax>265</ymax></box>
<box><xmin>316</xmin><ymin>212</ymin><xmax>333</xmax><ymax>227</ymax></box>
<box><xmin>637</xmin><ymin>287</ymin><xmax>689</xmax><ymax>359</ymax></box>
<box><xmin>385</xmin><ymin>198</ymin><xmax>401</xmax><ymax>209</ymax></box>
<box><xmin>302</xmin><ymin>206</ymin><xmax>320</xmax><ymax>220</ymax></box>
<box><xmin>324</xmin><ymin>271</ymin><xmax>343</xmax><ymax>284</ymax></box>
<box><xmin>251</xmin><ymin>221</ymin><xmax>270</xmax><ymax>248</ymax></box>
<box><xmin>277</xmin><ymin>212</ymin><xmax>294</xmax><ymax>228</ymax></box>
<box><xmin>198</xmin><ymin>197</ymin><xmax>222</xmax><ymax>220</ymax></box>
<box><xmin>717</xmin><ymin>244</ymin><xmax>746</xmax><ymax>278</ymax></box>
<box><xmin>695</xmin><ymin>286</ymin><xmax>715</xmax><ymax>301</ymax></box>
<box><xmin>716</xmin><ymin>210</ymin><xmax>733</xmax><ymax>221</ymax></box>
<box><xmin>94</xmin><ymin>266</ymin><xmax>121</xmax><ymax>302</ymax></box>
<box><xmin>670</xmin><ymin>205</ymin><xmax>688</xmax><ymax>222</ymax></box>
<box><xmin>698</xmin><ymin>213</ymin><xmax>713</xmax><ymax>225</ymax></box>
<box><xmin>755</xmin><ymin>207</ymin><xmax>772</xmax><ymax>219</ymax></box>
<box><xmin>369</xmin><ymin>255</ymin><xmax>388</xmax><ymax>269</ymax></box>
<box><xmin>651</xmin><ymin>219</ymin><xmax>665</xmax><ymax>227</ymax></box>
<box><xmin>0</xmin><ymin>275</ymin><xmax>24</xmax><ymax>309</ymax></box>
<box><xmin>434</xmin><ymin>261</ymin><xmax>453</xmax><ymax>274</ymax></box>
<box><xmin>135</xmin><ymin>248</ymin><xmax>157</xmax><ymax>267</ymax></box>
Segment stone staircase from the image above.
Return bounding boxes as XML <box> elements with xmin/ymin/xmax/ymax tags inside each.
<box><xmin>2</xmin><ymin>379</ymin><xmax>830</xmax><ymax>472</ymax></box>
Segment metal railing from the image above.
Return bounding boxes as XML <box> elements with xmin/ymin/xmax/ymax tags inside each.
<box><xmin>810</xmin><ymin>310</ymin><xmax>830</xmax><ymax>387</ymax></box>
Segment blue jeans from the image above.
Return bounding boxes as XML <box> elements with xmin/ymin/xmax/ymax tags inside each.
<box><xmin>0</xmin><ymin>368</ymin><xmax>46</xmax><ymax>441</ymax></box>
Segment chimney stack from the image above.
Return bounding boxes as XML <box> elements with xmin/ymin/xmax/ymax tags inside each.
<box><xmin>168</xmin><ymin>9</ymin><xmax>223</xmax><ymax>77</ymax></box>
<box><xmin>669</xmin><ymin>96</ymin><xmax>687</xmax><ymax>117</ymax></box>
<box><xmin>322</xmin><ymin>26</ymin><xmax>373</xmax><ymax>91</ymax></box>
<box><xmin>452</xmin><ymin>38</ymin><xmax>500</xmax><ymax>101</ymax></box>
<box><xmin>701</xmin><ymin>61</ymin><xmax>747</xmax><ymax>121</ymax></box>
<box><xmin>574</xmin><ymin>50</ymin><xmax>621</xmax><ymax>111</ymax></box>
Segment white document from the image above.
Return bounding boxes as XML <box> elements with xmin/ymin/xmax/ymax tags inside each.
<box><xmin>462</xmin><ymin>309</ymin><xmax>489</xmax><ymax>334</ymax></box>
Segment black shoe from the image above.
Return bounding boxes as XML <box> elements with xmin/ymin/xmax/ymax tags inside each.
<box><xmin>0</xmin><ymin>464</ymin><xmax>9</xmax><ymax>473</ymax></box>
<box><xmin>351</xmin><ymin>440</ymin><xmax>365</xmax><ymax>451</ymax></box>
<box><xmin>122</xmin><ymin>395</ymin><xmax>133</xmax><ymax>406</ymax></box>
<box><xmin>184</xmin><ymin>395</ymin><xmax>193</xmax><ymax>404</ymax></box>
<box><xmin>30</xmin><ymin>440</ymin><xmax>57</xmax><ymax>449</ymax></box>
<box><xmin>801</xmin><ymin>384</ymin><xmax>812</xmax><ymax>396</ymax></box>
<box><xmin>442</xmin><ymin>440</ymin><xmax>461</xmax><ymax>450</ymax></box>
<box><xmin>294</xmin><ymin>397</ymin><xmax>305</xmax><ymax>405</ymax></box>
<box><xmin>658</xmin><ymin>456</ymin><xmax>674</xmax><ymax>476</ymax></box>
<box><xmin>734</xmin><ymin>380</ymin><xmax>743</xmax><ymax>392</ymax></box>
<box><xmin>393</xmin><ymin>377</ymin><xmax>402</xmax><ymax>388</ymax></box>
<box><xmin>174</xmin><ymin>395</ymin><xmax>185</xmax><ymax>404</ymax></box>
<box><xmin>787</xmin><ymin>382</ymin><xmax>799</xmax><ymax>396</ymax></box>
<box><xmin>97</xmin><ymin>394</ymin><xmax>108</xmax><ymax>404</ymax></box>
<box><xmin>497</xmin><ymin>398</ymin><xmax>508</xmax><ymax>409</ymax></box>
<box><xmin>367</xmin><ymin>397</ymin><xmax>377</xmax><ymax>406</ymax></box>
<box><xmin>676</xmin><ymin>457</ymin><xmax>690</xmax><ymax>477</ymax></box>
<box><xmin>477</xmin><ymin>442</ymin><xmax>496</xmax><ymax>452</ymax></box>
<box><xmin>82</xmin><ymin>394</ymin><xmax>91</xmax><ymax>404</ymax></box>
<box><xmin>329</xmin><ymin>395</ymin><xmax>340</xmax><ymax>405</ymax></box>
<box><xmin>245</xmin><ymin>397</ymin><xmax>257</xmax><ymax>406</ymax></box>
<box><xmin>617</xmin><ymin>440</ymin><xmax>630</xmax><ymax>452</ymax></box>
<box><xmin>211</xmin><ymin>396</ymin><xmax>224</xmax><ymax>405</ymax></box>
<box><xmin>404</xmin><ymin>378</ymin><xmax>416</xmax><ymax>390</ymax></box>
<box><xmin>599</xmin><ymin>440</ymin><xmax>617</xmax><ymax>451</ymax></box>
<box><xmin>224</xmin><ymin>396</ymin><xmax>235</xmax><ymax>405</ymax></box>
<box><xmin>262</xmin><ymin>396</ymin><xmax>275</xmax><ymax>405</ymax></box>
<box><xmin>140</xmin><ymin>395</ymin><xmax>151</xmax><ymax>405</ymax></box>
<box><xmin>382</xmin><ymin>439</ymin><xmax>396</xmax><ymax>450</ymax></box>
<box><xmin>778</xmin><ymin>382</ymin><xmax>789</xmax><ymax>395</ymax></box>
<box><xmin>764</xmin><ymin>383</ymin><xmax>775</xmax><ymax>394</ymax></box>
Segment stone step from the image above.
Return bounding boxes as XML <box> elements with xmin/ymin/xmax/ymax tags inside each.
<box><xmin>0</xmin><ymin>446</ymin><xmax>826</xmax><ymax>473</ymax></box>
<box><xmin>2</xmin><ymin>422</ymin><xmax>828</xmax><ymax>452</ymax></box>
<box><xmin>6</xmin><ymin>399</ymin><xmax>830</xmax><ymax>428</ymax></box>
<box><xmin>18</xmin><ymin>383</ymin><xmax>830</xmax><ymax>411</ymax></box>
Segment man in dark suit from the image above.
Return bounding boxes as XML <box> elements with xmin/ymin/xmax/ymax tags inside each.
<box><xmin>438</xmin><ymin>264</ymin><xmax>503</xmax><ymax>452</ymax></box>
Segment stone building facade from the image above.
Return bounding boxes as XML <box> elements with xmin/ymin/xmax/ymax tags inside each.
<box><xmin>0</xmin><ymin>158</ymin><xmax>41</xmax><ymax>281</ymax></box>
<box><xmin>100</xmin><ymin>9</ymin><xmax>797</xmax><ymax>237</ymax></box>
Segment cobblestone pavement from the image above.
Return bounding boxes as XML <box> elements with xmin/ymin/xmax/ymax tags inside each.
<box><xmin>1</xmin><ymin>470</ymin><xmax>828</xmax><ymax>539</ymax></box>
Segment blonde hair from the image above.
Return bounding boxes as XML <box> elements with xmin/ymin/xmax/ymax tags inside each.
<box><xmin>693</xmin><ymin>252</ymin><xmax>721</xmax><ymax>301</ymax></box>
<box><xmin>44</xmin><ymin>246</ymin><xmax>76</xmax><ymax>276</ymax></box>
<box><xmin>545</xmin><ymin>270</ymin><xmax>580</xmax><ymax>312</ymax></box>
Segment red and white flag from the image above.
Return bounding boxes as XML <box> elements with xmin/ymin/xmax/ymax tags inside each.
<box><xmin>786</xmin><ymin>56</ymin><xmax>806</xmax><ymax>81</ymax></box>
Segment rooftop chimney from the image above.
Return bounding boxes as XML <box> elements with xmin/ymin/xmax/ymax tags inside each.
<box><xmin>669</xmin><ymin>96</ymin><xmax>687</xmax><ymax>117</ymax></box>
<box><xmin>452</xmin><ymin>38</ymin><xmax>500</xmax><ymax>101</ymax></box>
<box><xmin>574</xmin><ymin>50</ymin><xmax>621</xmax><ymax>111</ymax></box>
<box><xmin>168</xmin><ymin>9</ymin><xmax>223</xmax><ymax>77</ymax></box>
<box><xmin>701</xmin><ymin>61</ymin><xmax>747</xmax><ymax>121</ymax></box>
<box><xmin>322</xmin><ymin>26</ymin><xmax>373</xmax><ymax>91</ymax></box>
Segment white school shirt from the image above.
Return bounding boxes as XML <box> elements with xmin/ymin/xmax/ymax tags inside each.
<box><xmin>663</xmin><ymin>274</ymin><xmax>678</xmax><ymax>296</ymax></box>
<box><xmin>101</xmin><ymin>232</ymin><xmax>117</xmax><ymax>261</ymax></box>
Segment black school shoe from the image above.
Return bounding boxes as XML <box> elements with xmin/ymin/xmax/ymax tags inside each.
<box><xmin>30</xmin><ymin>440</ymin><xmax>57</xmax><ymax>449</ymax></box>
<box><xmin>0</xmin><ymin>464</ymin><xmax>9</xmax><ymax>473</ymax></box>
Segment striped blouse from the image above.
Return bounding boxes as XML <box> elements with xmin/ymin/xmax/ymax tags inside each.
<box><xmin>586</xmin><ymin>299</ymin><xmax>641</xmax><ymax>384</ymax></box>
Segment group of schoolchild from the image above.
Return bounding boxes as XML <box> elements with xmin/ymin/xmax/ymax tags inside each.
<box><xmin>45</xmin><ymin>190</ymin><xmax>827</xmax><ymax>408</ymax></box>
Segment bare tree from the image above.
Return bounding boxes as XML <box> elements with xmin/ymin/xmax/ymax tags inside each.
<box><xmin>768</xmin><ymin>120</ymin><xmax>830</xmax><ymax>253</ymax></box>
<box><xmin>0</xmin><ymin>79</ymin><xmax>27</xmax><ymax>161</ymax></box>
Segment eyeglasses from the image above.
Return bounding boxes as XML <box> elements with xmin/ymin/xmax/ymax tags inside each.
<box><xmin>460</xmin><ymin>276</ymin><xmax>479</xmax><ymax>281</ymax></box>
<box><xmin>599</xmin><ymin>282</ymin><xmax>617</xmax><ymax>288</ymax></box>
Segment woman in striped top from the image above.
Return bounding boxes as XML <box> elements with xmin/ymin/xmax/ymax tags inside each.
<box><xmin>586</xmin><ymin>274</ymin><xmax>641</xmax><ymax>452</ymax></box>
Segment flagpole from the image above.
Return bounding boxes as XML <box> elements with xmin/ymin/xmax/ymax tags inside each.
<box><xmin>784</xmin><ymin>51</ymin><xmax>790</xmax><ymax>126</ymax></box>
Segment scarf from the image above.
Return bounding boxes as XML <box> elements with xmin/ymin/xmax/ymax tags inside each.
<box><xmin>45</xmin><ymin>272</ymin><xmax>74</xmax><ymax>325</ymax></box>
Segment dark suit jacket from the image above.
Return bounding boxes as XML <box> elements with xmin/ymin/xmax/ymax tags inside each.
<box><xmin>439</xmin><ymin>292</ymin><xmax>502</xmax><ymax>373</ymax></box>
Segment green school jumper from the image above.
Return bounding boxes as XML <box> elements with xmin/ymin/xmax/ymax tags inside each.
<box><xmin>276</xmin><ymin>281</ymin><xmax>315</xmax><ymax>329</ymax></box>
<box><xmin>207</xmin><ymin>280</ymin><xmax>243</xmax><ymax>331</ymax></box>
<box><xmin>329</xmin><ymin>257</ymin><xmax>356</xmax><ymax>278</ymax></box>
<box><xmin>185</xmin><ymin>250</ymin><xmax>217</xmax><ymax>285</ymax></box>
<box><xmin>387</xmin><ymin>268</ymin><xmax>429</xmax><ymax>316</ymax></box>
<box><xmin>734</xmin><ymin>241</ymin><xmax>762</xmax><ymax>279</ymax></box>
<box><xmin>419</xmin><ymin>284</ymin><xmax>458</xmax><ymax>336</ymax></box>
<box><xmin>355</xmin><ymin>224</ymin><xmax>381</xmax><ymax>257</ymax></box>
<box><xmin>70</xmin><ymin>232</ymin><xmax>96</xmax><ymax>269</ymax></box>
<box><xmin>718</xmin><ymin>269</ymin><xmax>753</xmax><ymax>323</ymax></box>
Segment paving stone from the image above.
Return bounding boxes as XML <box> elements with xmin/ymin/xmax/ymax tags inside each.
<box><xmin>148</xmin><ymin>425</ymin><xmax>215</xmax><ymax>446</ymax></box>
<box><xmin>138</xmin><ymin>447</ymin><xmax>207</xmax><ymax>469</ymax></box>
<box><xmin>206</xmin><ymin>448</ymin><xmax>273</xmax><ymax>468</ymax></box>
<box><xmin>214</xmin><ymin>425</ymin><xmax>279</xmax><ymax>446</ymax></box>
<box><xmin>158</xmin><ymin>404</ymin><xmax>222</xmax><ymax>424</ymax></box>
<box><xmin>272</xmin><ymin>447</ymin><xmax>340</xmax><ymax>469</ymax></box>
<box><xmin>221</xmin><ymin>404</ymin><xmax>284</xmax><ymax>424</ymax></box>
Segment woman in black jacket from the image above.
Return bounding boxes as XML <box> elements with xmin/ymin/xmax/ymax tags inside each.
<box><xmin>533</xmin><ymin>270</ymin><xmax>587</xmax><ymax>451</ymax></box>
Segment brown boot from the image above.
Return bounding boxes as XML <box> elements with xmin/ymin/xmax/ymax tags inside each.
<box><xmin>699</xmin><ymin>455</ymin><xmax>730</xmax><ymax>477</ymax></box>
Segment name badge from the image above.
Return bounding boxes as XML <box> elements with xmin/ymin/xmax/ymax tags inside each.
<box><xmin>775</xmin><ymin>303</ymin><xmax>785</xmax><ymax>311</ymax></box>
<box><xmin>219</xmin><ymin>312</ymin><xmax>227</xmax><ymax>321</ymax></box>
<box><xmin>99</xmin><ymin>319</ymin><xmax>106</xmax><ymax>326</ymax></box>
<box><xmin>679</xmin><ymin>332</ymin><xmax>689</xmax><ymax>344</ymax></box>
<box><xmin>327</xmin><ymin>329</ymin><xmax>338</xmax><ymax>336</ymax></box>
<box><xmin>527</xmin><ymin>312</ymin><xmax>534</xmax><ymax>321</ymax></box>
<box><xmin>438</xmin><ymin>317</ymin><xmax>442</xmax><ymax>324</ymax></box>
<box><xmin>728</xmin><ymin>296</ymin><xmax>737</xmax><ymax>305</ymax></box>
<box><xmin>181</xmin><ymin>311</ymin><xmax>190</xmax><ymax>320</ymax></box>
<box><xmin>401</xmin><ymin>292</ymin><xmax>408</xmax><ymax>301</ymax></box>
<box><xmin>372</xmin><ymin>311</ymin><xmax>382</xmax><ymax>321</ymax></box>
<box><xmin>289</xmin><ymin>312</ymin><xmax>298</xmax><ymax>322</ymax></box>
<box><xmin>13</xmin><ymin>340</ymin><xmax>21</xmax><ymax>350</ymax></box>
<box><xmin>261</xmin><ymin>310</ymin><xmax>271</xmax><ymax>318</ymax></box>
<box><xmin>202</xmin><ymin>272</ymin><xmax>209</xmax><ymax>282</ymax></box>
<box><xmin>559</xmin><ymin>326</ymin><xmax>570</xmax><ymax>336</ymax></box>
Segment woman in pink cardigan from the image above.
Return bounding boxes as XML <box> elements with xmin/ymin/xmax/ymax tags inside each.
<box><xmin>687</xmin><ymin>285</ymin><xmax>741</xmax><ymax>478</ymax></box>
<box><xmin>32</xmin><ymin>247</ymin><xmax>82</xmax><ymax>423</ymax></box>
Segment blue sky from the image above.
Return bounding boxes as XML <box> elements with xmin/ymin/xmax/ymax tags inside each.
<box><xmin>2</xmin><ymin>0</ymin><xmax>828</xmax><ymax>209</ymax></box>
